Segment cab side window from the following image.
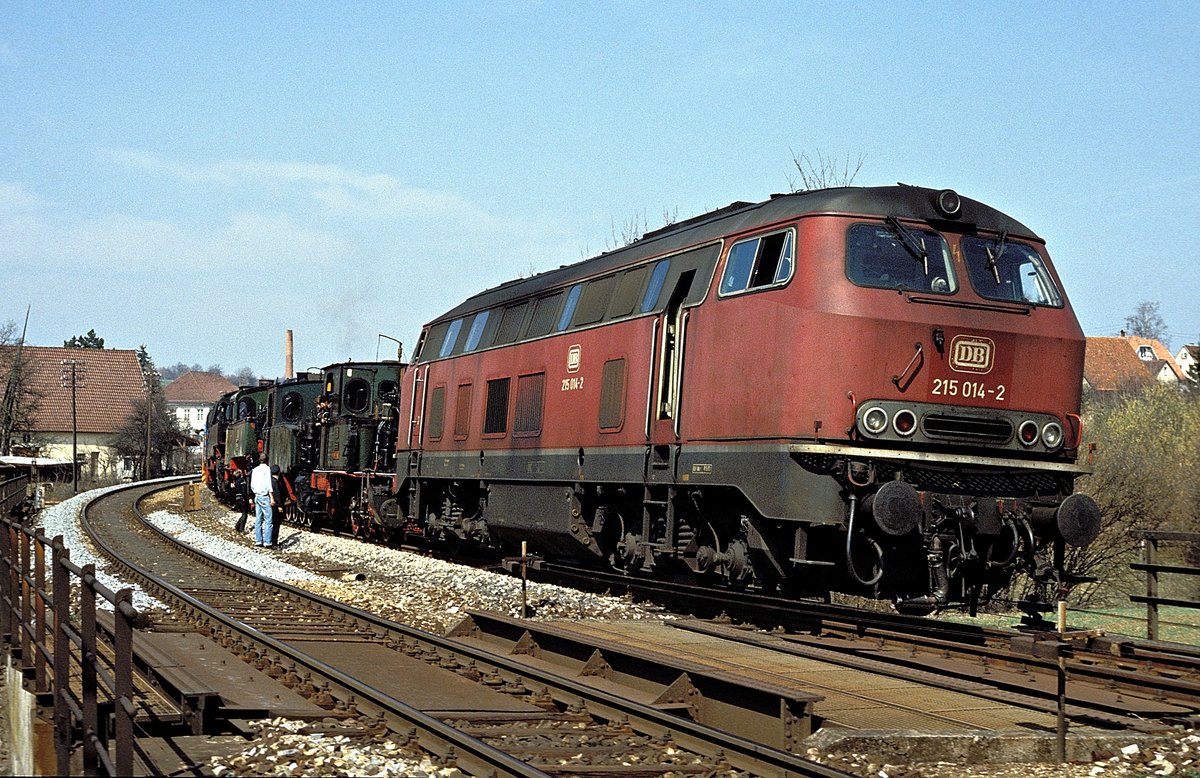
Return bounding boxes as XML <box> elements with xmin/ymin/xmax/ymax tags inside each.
<box><xmin>719</xmin><ymin>229</ymin><xmax>794</xmax><ymax>296</ymax></box>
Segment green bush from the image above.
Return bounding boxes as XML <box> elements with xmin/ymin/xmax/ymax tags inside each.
<box><xmin>1070</xmin><ymin>384</ymin><xmax>1200</xmax><ymax>604</ymax></box>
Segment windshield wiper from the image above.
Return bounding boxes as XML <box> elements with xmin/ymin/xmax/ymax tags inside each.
<box><xmin>885</xmin><ymin>216</ymin><xmax>929</xmax><ymax>275</ymax></box>
<box><xmin>984</xmin><ymin>230</ymin><xmax>1007</xmax><ymax>285</ymax></box>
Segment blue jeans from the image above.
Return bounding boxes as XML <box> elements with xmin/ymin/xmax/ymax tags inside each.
<box><xmin>254</xmin><ymin>494</ymin><xmax>273</xmax><ymax>546</ymax></box>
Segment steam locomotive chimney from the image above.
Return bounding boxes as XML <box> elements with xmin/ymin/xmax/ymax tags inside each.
<box><xmin>285</xmin><ymin>329</ymin><xmax>294</xmax><ymax>379</ymax></box>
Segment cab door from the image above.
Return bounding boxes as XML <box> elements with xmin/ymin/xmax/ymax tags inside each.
<box><xmin>646</xmin><ymin>270</ymin><xmax>695</xmax><ymax>482</ymax></box>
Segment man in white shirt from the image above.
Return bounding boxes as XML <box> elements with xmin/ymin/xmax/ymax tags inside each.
<box><xmin>249</xmin><ymin>456</ymin><xmax>275</xmax><ymax>548</ymax></box>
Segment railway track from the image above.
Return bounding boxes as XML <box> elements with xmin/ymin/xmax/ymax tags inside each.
<box><xmin>511</xmin><ymin>560</ymin><xmax>1200</xmax><ymax>732</ymax></box>
<box><xmin>79</xmin><ymin>479</ymin><xmax>854</xmax><ymax>777</ymax></box>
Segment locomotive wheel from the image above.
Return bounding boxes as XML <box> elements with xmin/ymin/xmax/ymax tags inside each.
<box><xmin>376</xmin><ymin>497</ymin><xmax>401</xmax><ymax>528</ymax></box>
<box><xmin>598</xmin><ymin>508</ymin><xmax>626</xmax><ymax>569</ymax></box>
<box><xmin>618</xmin><ymin>532</ymin><xmax>644</xmax><ymax>569</ymax></box>
<box><xmin>684</xmin><ymin>523</ymin><xmax>722</xmax><ymax>576</ymax></box>
<box><xmin>440</xmin><ymin>529</ymin><xmax>463</xmax><ymax>555</ymax></box>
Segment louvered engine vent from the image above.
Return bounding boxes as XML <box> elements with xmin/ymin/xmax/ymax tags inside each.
<box><xmin>921</xmin><ymin>414</ymin><xmax>1013</xmax><ymax>444</ymax></box>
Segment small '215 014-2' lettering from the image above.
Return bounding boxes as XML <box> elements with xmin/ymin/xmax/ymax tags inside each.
<box><xmin>561</xmin><ymin>377</ymin><xmax>584</xmax><ymax>391</ymax></box>
<box><xmin>932</xmin><ymin>377</ymin><xmax>1005</xmax><ymax>401</ymax></box>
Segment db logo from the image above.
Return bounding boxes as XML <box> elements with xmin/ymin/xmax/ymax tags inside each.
<box><xmin>567</xmin><ymin>345</ymin><xmax>581</xmax><ymax>373</ymax></box>
<box><xmin>949</xmin><ymin>335</ymin><xmax>994</xmax><ymax>374</ymax></box>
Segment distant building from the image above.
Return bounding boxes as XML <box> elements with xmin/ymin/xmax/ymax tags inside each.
<box><xmin>1124</xmin><ymin>335</ymin><xmax>1186</xmax><ymax>384</ymax></box>
<box><xmin>0</xmin><ymin>346</ymin><xmax>146</xmax><ymax>480</ymax></box>
<box><xmin>1083</xmin><ymin>337</ymin><xmax>1155</xmax><ymax>395</ymax></box>
<box><xmin>163</xmin><ymin>371</ymin><xmax>237</xmax><ymax>434</ymax></box>
<box><xmin>1176</xmin><ymin>344</ymin><xmax>1199</xmax><ymax>383</ymax></box>
<box><xmin>1084</xmin><ymin>335</ymin><xmax>1187</xmax><ymax>396</ymax></box>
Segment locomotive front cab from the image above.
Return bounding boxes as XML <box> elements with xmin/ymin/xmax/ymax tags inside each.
<box><xmin>815</xmin><ymin>190</ymin><xmax>1100</xmax><ymax>611</ymax></box>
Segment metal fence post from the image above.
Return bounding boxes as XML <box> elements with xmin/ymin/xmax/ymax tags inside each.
<box><xmin>1145</xmin><ymin>537</ymin><xmax>1159</xmax><ymax>641</ymax></box>
<box><xmin>0</xmin><ymin>522</ymin><xmax>12</xmax><ymax>644</ymax></box>
<box><xmin>52</xmin><ymin>538</ymin><xmax>71</xmax><ymax>776</ymax></box>
<box><xmin>114</xmin><ymin>589</ymin><xmax>135</xmax><ymax>777</ymax></box>
<box><xmin>19</xmin><ymin>527</ymin><xmax>31</xmax><ymax>669</ymax></box>
<box><xmin>34</xmin><ymin>539</ymin><xmax>47</xmax><ymax>693</ymax></box>
<box><xmin>81</xmin><ymin>563</ymin><xmax>98</xmax><ymax>774</ymax></box>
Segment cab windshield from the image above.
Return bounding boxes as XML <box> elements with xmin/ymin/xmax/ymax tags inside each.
<box><xmin>846</xmin><ymin>223</ymin><xmax>956</xmax><ymax>294</ymax></box>
<box><xmin>961</xmin><ymin>236</ymin><xmax>1062</xmax><ymax>307</ymax></box>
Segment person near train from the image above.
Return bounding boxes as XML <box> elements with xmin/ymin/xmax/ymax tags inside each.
<box><xmin>233</xmin><ymin>468</ymin><xmax>251</xmax><ymax>533</ymax></box>
<box><xmin>249</xmin><ymin>456</ymin><xmax>275</xmax><ymax>548</ymax></box>
<box><xmin>269</xmin><ymin>464</ymin><xmax>293</xmax><ymax>546</ymax></box>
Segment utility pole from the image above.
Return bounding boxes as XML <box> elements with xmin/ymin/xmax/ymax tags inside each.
<box><xmin>60</xmin><ymin>358</ymin><xmax>85</xmax><ymax>494</ymax></box>
<box><xmin>142</xmin><ymin>369</ymin><xmax>159</xmax><ymax>480</ymax></box>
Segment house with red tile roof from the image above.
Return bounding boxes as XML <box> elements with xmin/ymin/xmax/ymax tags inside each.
<box><xmin>1083</xmin><ymin>337</ymin><xmax>1155</xmax><ymax>395</ymax></box>
<box><xmin>1124</xmin><ymin>335</ymin><xmax>1187</xmax><ymax>384</ymax></box>
<box><xmin>1084</xmin><ymin>335</ymin><xmax>1190</xmax><ymax>396</ymax></box>
<box><xmin>0</xmin><ymin>346</ymin><xmax>147</xmax><ymax>479</ymax></box>
<box><xmin>163</xmin><ymin>371</ymin><xmax>237</xmax><ymax>434</ymax></box>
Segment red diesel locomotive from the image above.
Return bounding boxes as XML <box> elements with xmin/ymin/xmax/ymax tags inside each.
<box><xmin>392</xmin><ymin>185</ymin><xmax>1100</xmax><ymax>611</ymax></box>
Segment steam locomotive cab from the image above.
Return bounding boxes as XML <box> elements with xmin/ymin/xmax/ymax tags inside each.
<box><xmin>203</xmin><ymin>391</ymin><xmax>236</xmax><ymax>500</ymax></box>
<box><xmin>302</xmin><ymin>361</ymin><xmax>404</xmax><ymax>535</ymax></box>
<box><xmin>258</xmin><ymin>376</ymin><xmax>324</xmax><ymax>524</ymax></box>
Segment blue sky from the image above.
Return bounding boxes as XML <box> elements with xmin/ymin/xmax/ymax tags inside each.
<box><xmin>2</xmin><ymin>2</ymin><xmax>1198</xmax><ymax>377</ymax></box>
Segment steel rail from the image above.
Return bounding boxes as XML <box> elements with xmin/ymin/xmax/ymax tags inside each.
<box><xmin>518</xmin><ymin>560</ymin><xmax>1200</xmax><ymax>723</ymax></box>
<box><xmin>85</xmin><ymin>480</ymin><xmax>853</xmax><ymax>777</ymax></box>
<box><xmin>80</xmin><ymin>479</ymin><xmax>547</xmax><ymax>778</ymax></box>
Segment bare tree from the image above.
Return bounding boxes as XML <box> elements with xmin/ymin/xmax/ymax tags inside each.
<box><xmin>109</xmin><ymin>394</ymin><xmax>185</xmax><ymax>479</ymax></box>
<box><xmin>1123</xmin><ymin>301</ymin><xmax>1168</xmax><ymax>343</ymax></box>
<box><xmin>0</xmin><ymin>318</ymin><xmax>41</xmax><ymax>456</ymax></box>
<box><xmin>607</xmin><ymin>211</ymin><xmax>649</xmax><ymax>250</ymax></box>
<box><xmin>231</xmin><ymin>367</ymin><xmax>257</xmax><ymax>386</ymax></box>
<box><xmin>605</xmin><ymin>206</ymin><xmax>681</xmax><ymax>251</ymax></box>
<box><xmin>787</xmin><ymin>150</ymin><xmax>865</xmax><ymax>193</ymax></box>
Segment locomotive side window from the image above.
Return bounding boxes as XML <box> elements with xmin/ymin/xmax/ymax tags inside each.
<box><xmin>344</xmin><ymin>378</ymin><xmax>371</xmax><ymax>414</ymax></box>
<box><xmin>556</xmin><ymin>284</ymin><xmax>583</xmax><ymax>332</ymax></box>
<box><xmin>427</xmin><ymin>385</ymin><xmax>446</xmax><ymax>441</ymax></box>
<box><xmin>608</xmin><ymin>266</ymin><xmax>648</xmax><ymax>319</ymax></box>
<box><xmin>599</xmin><ymin>358</ymin><xmax>626</xmax><ymax>430</ymax></box>
<box><xmin>961</xmin><ymin>237</ymin><xmax>1063</xmax><ymax>307</ymax></box>
<box><xmin>237</xmin><ymin>397</ymin><xmax>255</xmax><ymax>419</ymax></box>
<box><xmin>453</xmin><ymin>383</ymin><xmax>473</xmax><ymax>439</ymax></box>
<box><xmin>464</xmin><ymin>311</ymin><xmax>490</xmax><ymax>351</ymax></box>
<box><xmin>513</xmin><ymin>372</ymin><xmax>545</xmax><ymax>436</ymax></box>
<box><xmin>640</xmin><ymin>260</ymin><xmax>670</xmax><ymax>312</ymax></box>
<box><xmin>438</xmin><ymin>318</ymin><xmax>464</xmax><ymax>358</ymax></box>
<box><xmin>845</xmin><ymin>224</ymin><xmax>955</xmax><ymax>294</ymax></box>
<box><xmin>483</xmin><ymin>377</ymin><xmax>511</xmax><ymax>435</ymax></box>
<box><xmin>572</xmin><ymin>275</ymin><xmax>617</xmax><ymax>327</ymax></box>
<box><xmin>280</xmin><ymin>391</ymin><xmax>303</xmax><ymax>422</ymax></box>
<box><xmin>719</xmin><ymin>229</ymin><xmax>794</xmax><ymax>296</ymax></box>
<box><xmin>379</xmin><ymin>380</ymin><xmax>398</xmax><ymax>403</ymax></box>
<box><xmin>525</xmin><ymin>292</ymin><xmax>564</xmax><ymax>338</ymax></box>
<box><xmin>493</xmin><ymin>302</ymin><xmax>529</xmax><ymax>346</ymax></box>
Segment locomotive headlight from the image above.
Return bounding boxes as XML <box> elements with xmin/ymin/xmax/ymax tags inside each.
<box><xmin>862</xmin><ymin>406</ymin><xmax>889</xmax><ymax>435</ymax></box>
<box><xmin>1018</xmin><ymin>420</ymin><xmax>1039</xmax><ymax>446</ymax></box>
<box><xmin>892</xmin><ymin>409</ymin><xmax>917</xmax><ymax>437</ymax></box>
<box><xmin>1042</xmin><ymin>422</ymin><xmax>1063</xmax><ymax>450</ymax></box>
<box><xmin>935</xmin><ymin>188</ymin><xmax>962</xmax><ymax>218</ymax></box>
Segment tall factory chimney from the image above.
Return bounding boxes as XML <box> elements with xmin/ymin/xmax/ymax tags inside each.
<box><xmin>285</xmin><ymin>329</ymin><xmax>294</xmax><ymax>379</ymax></box>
